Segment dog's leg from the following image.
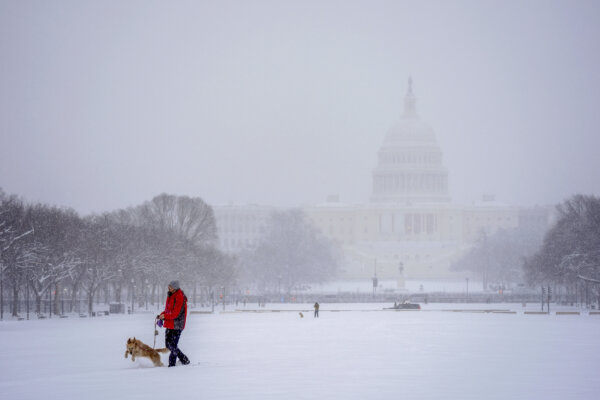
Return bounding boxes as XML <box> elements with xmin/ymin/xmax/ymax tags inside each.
<box><xmin>131</xmin><ymin>353</ymin><xmax>135</xmax><ymax>362</ymax></box>
<box><xmin>151</xmin><ymin>353</ymin><xmax>163</xmax><ymax>367</ymax></box>
<box><xmin>124</xmin><ymin>351</ymin><xmax>128</xmax><ymax>359</ymax></box>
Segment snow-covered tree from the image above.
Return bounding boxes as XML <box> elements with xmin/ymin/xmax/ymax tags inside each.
<box><xmin>525</xmin><ymin>195</ymin><xmax>600</xmax><ymax>285</ymax></box>
<box><xmin>243</xmin><ymin>210</ymin><xmax>339</xmax><ymax>294</ymax></box>
<box><xmin>134</xmin><ymin>193</ymin><xmax>218</xmax><ymax>247</ymax></box>
<box><xmin>77</xmin><ymin>216</ymin><xmax>121</xmax><ymax>315</ymax></box>
<box><xmin>451</xmin><ymin>224</ymin><xmax>546</xmax><ymax>290</ymax></box>
<box><xmin>21</xmin><ymin>204</ymin><xmax>82</xmax><ymax>314</ymax></box>
<box><xmin>1</xmin><ymin>190</ymin><xmax>233</xmax><ymax>316</ymax></box>
<box><xmin>109</xmin><ymin>193</ymin><xmax>226</xmax><ymax>297</ymax></box>
<box><xmin>0</xmin><ymin>195</ymin><xmax>34</xmax><ymax>316</ymax></box>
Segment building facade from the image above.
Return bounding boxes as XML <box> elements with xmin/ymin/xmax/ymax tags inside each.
<box><xmin>214</xmin><ymin>79</ymin><xmax>552</xmax><ymax>284</ymax></box>
<box><xmin>213</xmin><ymin>204</ymin><xmax>274</xmax><ymax>253</ymax></box>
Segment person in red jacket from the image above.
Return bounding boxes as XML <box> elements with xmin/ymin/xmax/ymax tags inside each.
<box><xmin>158</xmin><ymin>280</ymin><xmax>190</xmax><ymax>367</ymax></box>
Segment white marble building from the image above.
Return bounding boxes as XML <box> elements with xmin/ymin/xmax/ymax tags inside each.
<box><xmin>213</xmin><ymin>79</ymin><xmax>553</xmax><ymax>284</ymax></box>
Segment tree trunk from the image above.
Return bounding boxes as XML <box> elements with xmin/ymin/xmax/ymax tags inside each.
<box><xmin>71</xmin><ymin>283</ymin><xmax>79</xmax><ymax>313</ymax></box>
<box><xmin>52</xmin><ymin>283</ymin><xmax>59</xmax><ymax>315</ymax></box>
<box><xmin>88</xmin><ymin>289</ymin><xmax>94</xmax><ymax>316</ymax></box>
<box><xmin>35</xmin><ymin>293</ymin><xmax>42</xmax><ymax>314</ymax></box>
<box><xmin>11</xmin><ymin>286</ymin><xmax>19</xmax><ymax>317</ymax></box>
<box><xmin>104</xmin><ymin>284</ymin><xmax>110</xmax><ymax>304</ymax></box>
<box><xmin>115</xmin><ymin>282</ymin><xmax>122</xmax><ymax>303</ymax></box>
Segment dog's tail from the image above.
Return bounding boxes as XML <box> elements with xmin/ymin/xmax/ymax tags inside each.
<box><xmin>155</xmin><ymin>348</ymin><xmax>170</xmax><ymax>353</ymax></box>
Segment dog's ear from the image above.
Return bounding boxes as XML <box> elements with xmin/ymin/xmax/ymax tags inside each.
<box><xmin>127</xmin><ymin>338</ymin><xmax>131</xmax><ymax>343</ymax></box>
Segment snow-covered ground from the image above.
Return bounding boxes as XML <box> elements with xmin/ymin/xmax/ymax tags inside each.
<box><xmin>1</xmin><ymin>303</ymin><xmax>599</xmax><ymax>400</ymax></box>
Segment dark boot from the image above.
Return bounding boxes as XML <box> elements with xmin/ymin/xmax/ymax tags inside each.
<box><xmin>179</xmin><ymin>353</ymin><xmax>190</xmax><ymax>365</ymax></box>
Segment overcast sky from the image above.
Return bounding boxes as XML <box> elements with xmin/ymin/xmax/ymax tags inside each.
<box><xmin>1</xmin><ymin>0</ymin><xmax>599</xmax><ymax>215</ymax></box>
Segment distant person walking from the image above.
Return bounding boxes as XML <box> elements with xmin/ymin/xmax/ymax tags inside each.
<box><xmin>159</xmin><ymin>280</ymin><xmax>190</xmax><ymax>367</ymax></box>
<box><xmin>314</xmin><ymin>302</ymin><xmax>319</xmax><ymax>318</ymax></box>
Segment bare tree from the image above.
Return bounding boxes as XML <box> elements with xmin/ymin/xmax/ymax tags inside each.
<box><xmin>524</xmin><ymin>195</ymin><xmax>600</xmax><ymax>306</ymax></box>
<box><xmin>451</xmin><ymin>225</ymin><xmax>546</xmax><ymax>290</ymax></box>
<box><xmin>1</xmin><ymin>190</ymin><xmax>230</xmax><ymax>317</ymax></box>
<box><xmin>0</xmin><ymin>196</ymin><xmax>34</xmax><ymax>317</ymax></box>
<box><xmin>136</xmin><ymin>193</ymin><xmax>218</xmax><ymax>247</ymax></box>
<box><xmin>78</xmin><ymin>216</ymin><xmax>120</xmax><ymax>315</ymax></box>
<box><xmin>20</xmin><ymin>204</ymin><xmax>82</xmax><ymax>314</ymax></box>
<box><xmin>244</xmin><ymin>210</ymin><xmax>339</xmax><ymax>294</ymax></box>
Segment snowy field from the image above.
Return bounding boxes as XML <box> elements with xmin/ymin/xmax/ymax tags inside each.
<box><xmin>1</xmin><ymin>303</ymin><xmax>599</xmax><ymax>400</ymax></box>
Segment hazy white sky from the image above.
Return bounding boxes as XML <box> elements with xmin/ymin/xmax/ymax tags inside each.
<box><xmin>1</xmin><ymin>0</ymin><xmax>599</xmax><ymax>215</ymax></box>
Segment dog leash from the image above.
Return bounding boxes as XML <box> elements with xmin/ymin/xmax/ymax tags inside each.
<box><xmin>153</xmin><ymin>316</ymin><xmax>159</xmax><ymax>349</ymax></box>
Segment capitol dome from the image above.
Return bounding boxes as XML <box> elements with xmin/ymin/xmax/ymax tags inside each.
<box><xmin>383</xmin><ymin>118</ymin><xmax>437</xmax><ymax>146</ymax></box>
<box><xmin>371</xmin><ymin>79</ymin><xmax>450</xmax><ymax>204</ymax></box>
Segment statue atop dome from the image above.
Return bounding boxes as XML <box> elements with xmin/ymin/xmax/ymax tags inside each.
<box><xmin>403</xmin><ymin>76</ymin><xmax>417</xmax><ymax>118</ymax></box>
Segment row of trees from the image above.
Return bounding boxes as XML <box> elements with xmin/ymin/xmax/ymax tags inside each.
<box><xmin>1</xmin><ymin>188</ymin><xmax>341</xmax><ymax>318</ymax></box>
<box><xmin>239</xmin><ymin>210</ymin><xmax>340</xmax><ymax>294</ymax></box>
<box><xmin>0</xmin><ymin>190</ymin><xmax>234</xmax><ymax>318</ymax></box>
<box><xmin>524</xmin><ymin>195</ymin><xmax>600</xmax><ymax>297</ymax></box>
<box><xmin>451</xmin><ymin>224</ymin><xmax>546</xmax><ymax>290</ymax></box>
<box><xmin>452</xmin><ymin>194</ymin><xmax>600</xmax><ymax>305</ymax></box>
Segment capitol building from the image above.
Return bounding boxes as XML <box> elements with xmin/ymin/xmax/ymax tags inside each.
<box><xmin>213</xmin><ymin>79</ymin><xmax>551</xmax><ymax>287</ymax></box>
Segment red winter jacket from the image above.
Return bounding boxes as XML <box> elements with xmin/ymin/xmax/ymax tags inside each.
<box><xmin>163</xmin><ymin>289</ymin><xmax>187</xmax><ymax>330</ymax></box>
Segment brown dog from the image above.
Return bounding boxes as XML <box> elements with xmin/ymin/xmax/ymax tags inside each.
<box><xmin>124</xmin><ymin>337</ymin><xmax>169</xmax><ymax>367</ymax></box>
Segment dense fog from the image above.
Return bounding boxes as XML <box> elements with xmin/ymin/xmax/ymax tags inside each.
<box><xmin>1</xmin><ymin>1</ymin><xmax>600</xmax><ymax>213</ymax></box>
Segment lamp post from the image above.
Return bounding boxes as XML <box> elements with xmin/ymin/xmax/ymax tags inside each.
<box><xmin>145</xmin><ymin>279</ymin><xmax>148</xmax><ymax>310</ymax></box>
<box><xmin>372</xmin><ymin>259</ymin><xmax>378</xmax><ymax>299</ymax></box>
<box><xmin>87</xmin><ymin>267</ymin><xmax>92</xmax><ymax>316</ymax></box>
<box><xmin>482</xmin><ymin>231</ymin><xmax>489</xmax><ymax>291</ymax></box>
<box><xmin>79</xmin><ymin>289</ymin><xmax>83</xmax><ymax>315</ymax></box>
<box><xmin>62</xmin><ymin>288</ymin><xmax>67</xmax><ymax>316</ymax></box>
<box><xmin>221</xmin><ymin>286</ymin><xmax>225</xmax><ymax>311</ymax></box>
<box><xmin>466</xmin><ymin>278</ymin><xmax>469</xmax><ymax>303</ymax></box>
<box><xmin>130</xmin><ymin>278</ymin><xmax>135</xmax><ymax>314</ymax></box>
<box><xmin>117</xmin><ymin>268</ymin><xmax>122</xmax><ymax>304</ymax></box>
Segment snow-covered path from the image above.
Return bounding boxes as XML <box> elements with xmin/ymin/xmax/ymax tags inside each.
<box><xmin>1</xmin><ymin>303</ymin><xmax>599</xmax><ymax>400</ymax></box>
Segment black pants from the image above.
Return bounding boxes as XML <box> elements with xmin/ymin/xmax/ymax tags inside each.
<box><xmin>165</xmin><ymin>329</ymin><xmax>190</xmax><ymax>367</ymax></box>
<box><xmin>314</xmin><ymin>310</ymin><xmax>319</xmax><ymax>318</ymax></box>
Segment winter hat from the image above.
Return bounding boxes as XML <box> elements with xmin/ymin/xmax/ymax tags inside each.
<box><xmin>168</xmin><ymin>280</ymin><xmax>180</xmax><ymax>290</ymax></box>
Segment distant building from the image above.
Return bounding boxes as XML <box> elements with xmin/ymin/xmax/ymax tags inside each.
<box><xmin>213</xmin><ymin>79</ymin><xmax>554</xmax><ymax>284</ymax></box>
<box><xmin>212</xmin><ymin>204</ymin><xmax>273</xmax><ymax>253</ymax></box>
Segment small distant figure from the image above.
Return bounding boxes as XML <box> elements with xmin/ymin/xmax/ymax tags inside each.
<box><xmin>299</xmin><ymin>312</ymin><xmax>304</xmax><ymax>318</ymax></box>
<box><xmin>314</xmin><ymin>302</ymin><xmax>319</xmax><ymax>318</ymax></box>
